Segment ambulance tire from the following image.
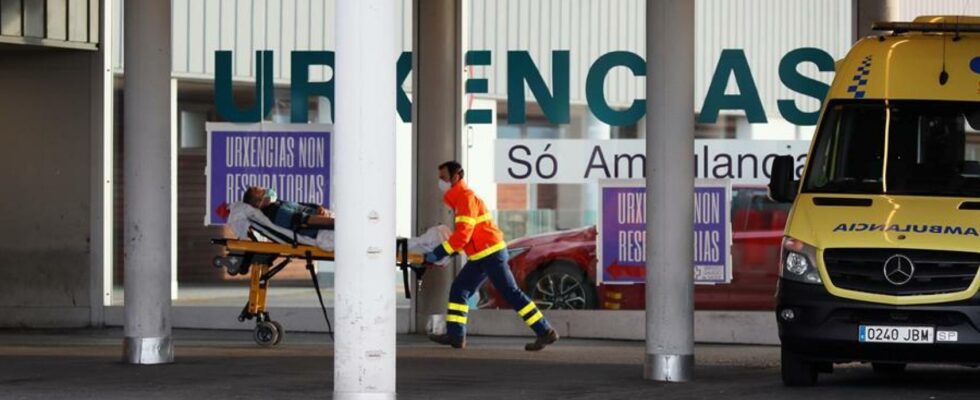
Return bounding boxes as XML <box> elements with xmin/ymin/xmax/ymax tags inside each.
<box><xmin>872</xmin><ymin>363</ymin><xmax>906</xmax><ymax>374</ymax></box>
<box><xmin>781</xmin><ymin>347</ymin><xmax>818</xmax><ymax>387</ymax></box>
<box><xmin>527</xmin><ymin>262</ymin><xmax>597</xmax><ymax>310</ymax></box>
<box><xmin>254</xmin><ymin>321</ymin><xmax>281</xmax><ymax>347</ymax></box>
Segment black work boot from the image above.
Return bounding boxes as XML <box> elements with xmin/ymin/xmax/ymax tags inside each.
<box><xmin>429</xmin><ymin>334</ymin><xmax>466</xmax><ymax>349</ymax></box>
<box><xmin>525</xmin><ymin>329</ymin><xmax>559</xmax><ymax>351</ymax></box>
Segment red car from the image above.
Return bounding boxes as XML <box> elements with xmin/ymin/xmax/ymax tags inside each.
<box><xmin>479</xmin><ymin>186</ymin><xmax>789</xmax><ymax>311</ymax></box>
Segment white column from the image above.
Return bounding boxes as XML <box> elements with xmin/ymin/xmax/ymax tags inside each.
<box><xmin>89</xmin><ymin>0</ymin><xmax>114</xmax><ymax>326</ymax></box>
<box><xmin>170</xmin><ymin>79</ymin><xmax>179</xmax><ymax>301</ymax></box>
<box><xmin>334</xmin><ymin>0</ymin><xmax>398</xmax><ymax>398</ymax></box>
<box><xmin>644</xmin><ymin>0</ymin><xmax>695</xmax><ymax>382</ymax></box>
<box><xmin>122</xmin><ymin>0</ymin><xmax>174</xmax><ymax>364</ymax></box>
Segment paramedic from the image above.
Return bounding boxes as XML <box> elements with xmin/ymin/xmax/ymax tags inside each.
<box><xmin>242</xmin><ymin>186</ymin><xmax>334</xmax><ymax>236</ymax></box>
<box><xmin>425</xmin><ymin>161</ymin><xmax>559</xmax><ymax>351</ymax></box>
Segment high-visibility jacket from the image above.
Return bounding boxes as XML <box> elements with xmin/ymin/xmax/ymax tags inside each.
<box><xmin>434</xmin><ymin>180</ymin><xmax>506</xmax><ymax>261</ymax></box>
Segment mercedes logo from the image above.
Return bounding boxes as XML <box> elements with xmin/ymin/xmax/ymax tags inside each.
<box><xmin>883</xmin><ymin>254</ymin><xmax>915</xmax><ymax>286</ymax></box>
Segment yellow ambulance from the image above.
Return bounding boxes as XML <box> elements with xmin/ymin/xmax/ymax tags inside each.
<box><xmin>767</xmin><ymin>16</ymin><xmax>980</xmax><ymax>386</ymax></box>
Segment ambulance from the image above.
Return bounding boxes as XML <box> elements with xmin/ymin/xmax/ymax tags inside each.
<box><xmin>767</xmin><ymin>16</ymin><xmax>980</xmax><ymax>386</ymax></box>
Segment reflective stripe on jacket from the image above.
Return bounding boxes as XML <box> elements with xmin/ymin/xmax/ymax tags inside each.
<box><xmin>439</xmin><ymin>180</ymin><xmax>505</xmax><ymax>260</ymax></box>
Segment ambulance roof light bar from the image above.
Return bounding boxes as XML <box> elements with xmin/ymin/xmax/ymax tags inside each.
<box><xmin>872</xmin><ymin>21</ymin><xmax>980</xmax><ymax>34</ymax></box>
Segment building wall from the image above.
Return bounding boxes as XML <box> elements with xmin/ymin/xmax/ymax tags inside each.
<box><xmin>466</xmin><ymin>0</ymin><xmax>647</xmax><ymax>108</ymax></box>
<box><xmin>694</xmin><ymin>0</ymin><xmax>853</xmax><ymax>118</ymax></box>
<box><xmin>112</xmin><ymin>0</ymin><xmax>413</xmax><ymax>84</ymax></box>
<box><xmin>113</xmin><ymin>0</ymin><xmax>979</xmax><ymax>111</ymax></box>
<box><xmin>112</xmin><ymin>0</ymin><xmax>853</xmax><ymax>114</ymax></box>
<box><xmin>0</xmin><ymin>0</ymin><xmax>99</xmax><ymax>50</ymax></box>
<box><xmin>0</xmin><ymin>49</ymin><xmax>97</xmax><ymax>327</ymax></box>
<box><xmin>896</xmin><ymin>0</ymin><xmax>980</xmax><ymax>20</ymax></box>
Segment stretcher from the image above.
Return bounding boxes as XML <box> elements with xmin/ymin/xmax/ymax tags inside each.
<box><xmin>212</xmin><ymin>221</ymin><xmax>425</xmax><ymax>347</ymax></box>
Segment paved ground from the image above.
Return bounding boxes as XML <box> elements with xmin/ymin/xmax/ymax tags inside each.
<box><xmin>109</xmin><ymin>283</ymin><xmax>412</xmax><ymax>308</ymax></box>
<box><xmin>0</xmin><ymin>329</ymin><xmax>978</xmax><ymax>399</ymax></box>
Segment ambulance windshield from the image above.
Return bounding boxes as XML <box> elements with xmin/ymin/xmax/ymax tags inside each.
<box><xmin>804</xmin><ymin>100</ymin><xmax>980</xmax><ymax>198</ymax></box>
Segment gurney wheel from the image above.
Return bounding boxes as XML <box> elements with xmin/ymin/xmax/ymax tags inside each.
<box><xmin>254</xmin><ymin>321</ymin><xmax>281</xmax><ymax>347</ymax></box>
<box><xmin>270</xmin><ymin>321</ymin><xmax>285</xmax><ymax>345</ymax></box>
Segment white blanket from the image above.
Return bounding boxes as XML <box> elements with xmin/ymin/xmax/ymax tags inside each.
<box><xmin>227</xmin><ymin>202</ymin><xmax>335</xmax><ymax>250</ymax></box>
<box><xmin>408</xmin><ymin>225</ymin><xmax>453</xmax><ymax>266</ymax></box>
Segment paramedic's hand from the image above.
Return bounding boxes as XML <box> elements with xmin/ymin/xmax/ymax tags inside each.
<box><xmin>424</xmin><ymin>252</ymin><xmax>443</xmax><ymax>264</ymax></box>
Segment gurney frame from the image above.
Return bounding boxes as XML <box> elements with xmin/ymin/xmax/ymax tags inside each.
<box><xmin>211</xmin><ymin>237</ymin><xmax>425</xmax><ymax>346</ymax></box>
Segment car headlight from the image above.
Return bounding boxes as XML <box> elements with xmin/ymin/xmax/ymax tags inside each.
<box><xmin>780</xmin><ymin>237</ymin><xmax>822</xmax><ymax>284</ymax></box>
<box><xmin>508</xmin><ymin>246</ymin><xmax>530</xmax><ymax>258</ymax></box>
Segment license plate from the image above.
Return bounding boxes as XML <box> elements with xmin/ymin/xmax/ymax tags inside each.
<box><xmin>859</xmin><ymin>325</ymin><xmax>934</xmax><ymax>344</ymax></box>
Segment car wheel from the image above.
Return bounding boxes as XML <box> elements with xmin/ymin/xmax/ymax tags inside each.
<box><xmin>781</xmin><ymin>347</ymin><xmax>818</xmax><ymax>387</ymax></box>
<box><xmin>527</xmin><ymin>262</ymin><xmax>597</xmax><ymax>310</ymax></box>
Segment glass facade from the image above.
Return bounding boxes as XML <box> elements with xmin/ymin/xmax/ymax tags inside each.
<box><xmin>101</xmin><ymin>0</ymin><xmax>980</xmax><ymax>329</ymax></box>
<box><xmin>105</xmin><ymin>0</ymin><xmax>845</xmax><ymax>316</ymax></box>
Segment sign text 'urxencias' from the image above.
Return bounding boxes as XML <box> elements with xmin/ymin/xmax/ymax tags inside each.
<box><xmin>213</xmin><ymin>48</ymin><xmax>834</xmax><ymax>126</ymax></box>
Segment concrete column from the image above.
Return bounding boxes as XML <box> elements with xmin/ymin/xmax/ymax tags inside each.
<box><xmin>853</xmin><ymin>0</ymin><xmax>900</xmax><ymax>40</ymax></box>
<box><xmin>644</xmin><ymin>0</ymin><xmax>695</xmax><ymax>382</ymax></box>
<box><xmin>333</xmin><ymin>0</ymin><xmax>398</xmax><ymax>398</ymax></box>
<box><xmin>411</xmin><ymin>0</ymin><xmax>463</xmax><ymax>334</ymax></box>
<box><xmin>122</xmin><ymin>0</ymin><xmax>173</xmax><ymax>364</ymax></box>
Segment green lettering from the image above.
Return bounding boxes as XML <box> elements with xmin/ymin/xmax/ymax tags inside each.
<box><xmin>290</xmin><ymin>51</ymin><xmax>335</xmax><ymax>123</ymax></box>
<box><xmin>507</xmin><ymin>51</ymin><xmax>570</xmax><ymax>124</ymax></box>
<box><xmin>585</xmin><ymin>51</ymin><xmax>646</xmax><ymax>126</ymax></box>
<box><xmin>698</xmin><ymin>49</ymin><xmax>766</xmax><ymax>124</ymax></box>
<box><xmin>777</xmin><ymin>48</ymin><xmax>834</xmax><ymax>126</ymax></box>
<box><xmin>215</xmin><ymin>50</ymin><xmax>274</xmax><ymax>122</ymax></box>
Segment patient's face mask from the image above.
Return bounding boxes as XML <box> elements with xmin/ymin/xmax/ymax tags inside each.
<box><xmin>438</xmin><ymin>179</ymin><xmax>451</xmax><ymax>193</ymax></box>
<box><xmin>264</xmin><ymin>188</ymin><xmax>278</xmax><ymax>203</ymax></box>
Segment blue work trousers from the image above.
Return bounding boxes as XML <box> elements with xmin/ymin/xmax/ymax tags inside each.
<box><xmin>445</xmin><ymin>248</ymin><xmax>552</xmax><ymax>338</ymax></box>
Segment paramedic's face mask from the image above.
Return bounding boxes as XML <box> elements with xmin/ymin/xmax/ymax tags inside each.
<box><xmin>438</xmin><ymin>169</ymin><xmax>452</xmax><ymax>193</ymax></box>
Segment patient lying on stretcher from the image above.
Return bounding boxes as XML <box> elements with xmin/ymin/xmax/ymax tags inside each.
<box><xmin>227</xmin><ymin>186</ymin><xmax>453</xmax><ymax>261</ymax></box>
<box><xmin>227</xmin><ymin>186</ymin><xmax>337</xmax><ymax>250</ymax></box>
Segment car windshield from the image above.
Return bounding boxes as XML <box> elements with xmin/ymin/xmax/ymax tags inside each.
<box><xmin>803</xmin><ymin>100</ymin><xmax>980</xmax><ymax>197</ymax></box>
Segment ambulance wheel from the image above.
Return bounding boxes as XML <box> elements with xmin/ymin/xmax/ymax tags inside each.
<box><xmin>781</xmin><ymin>348</ymin><xmax>818</xmax><ymax>387</ymax></box>
<box><xmin>254</xmin><ymin>321</ymin><xmax>281</xmax><ymax>347</ymax></box>
<box><xmin>270</xmin><ymin>321</ymin><xmax>285</xmax><ymax>345</ymax></box>
<box><xmin>872</xmin><ymin>363</ymin><xmax>906</xmax><ymax>374</ymax></box>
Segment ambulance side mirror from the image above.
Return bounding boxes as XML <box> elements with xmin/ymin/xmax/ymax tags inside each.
<box><xmin>768</xmin><ymin>155</ymin><xmax>799</xmax><ymax>204</ymax></box>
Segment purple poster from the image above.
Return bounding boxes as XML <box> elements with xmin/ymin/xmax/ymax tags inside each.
<box><xmin>598</xmin><ymin>180</ymin><xmax>731</xmax><ymax>285</ymax></box>
<box><xmin>206</xmin><ymin>125</ymin><xmax>331</xmax><ymax>225</ymax></box>
<box><xmin>599</xmin><ymin>186</ymin><xmax>647</xmax><ymax>284</ymax></box>
<box><xmin>692</xmin><ymin>186</ymin><xmax>729</xmax><ymax>284</ymax></box>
